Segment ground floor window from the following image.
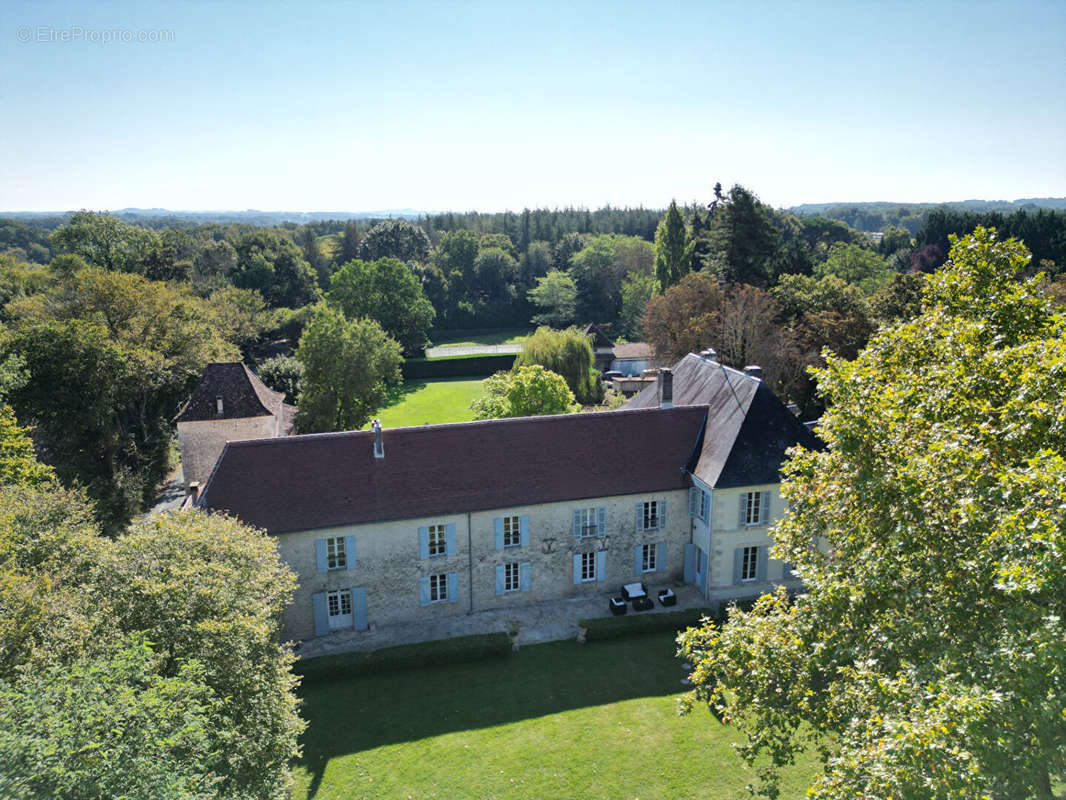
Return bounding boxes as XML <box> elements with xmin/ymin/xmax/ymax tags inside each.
<box><xmin>429</xmin><ymin>572</ymin><xmax>448</xmax><ymax>602</ymax></box>
<box><xmin>327</xmin><ymin>588</ymin><xmax>353</xmax><ymax>628</ymax></box>
<box><xmin>581</xmin><ymin>551</ymin><xmax>596</xmax><ymax>582</ymax></box>
<box><xmin>741</xmin><ymin>545</ymin><xmax>759</xmax><ymax>581</ymax></box>
<box><xmin>504</xmin><ymin>562</ymin><xmax>520</xmax><ymax>592</ymax></box>
<box><xmin>641</xmin><ymin>543</ymin><xmax>657</xmax><ymax>572</ymax></box>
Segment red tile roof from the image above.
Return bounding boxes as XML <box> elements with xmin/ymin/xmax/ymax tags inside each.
<box><xmin>200</xmin><ymin>406</ymin><xmax>707</xmax><ymax>533</ymax></box>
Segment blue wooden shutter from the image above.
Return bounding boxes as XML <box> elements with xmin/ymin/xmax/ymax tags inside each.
<box><xmin>446</xmin><ymin>523</ymin><xmax>456</xmax><ymax>556</ymax></box>
<box><xmin>494</xmin><ymin>518</ymin><xmax>504</xmax><ymax>550</ymax></box>
<box><xmin>756</xmin><ymin>546</ymin><xmax>767</xmax><ymax>582</ymax></box>
<box><xmin>351</xmin><ymin>587</ymin><xmax>368</xmax><ymax>631</ymax></box>
<box><xmin>315</xmin><ymin>539</ymin><xmax>328</xmax><ymax>573</ymax></box>
<box><xmin>656</xmin><ymin>541</ymin><xmax>666</xmax><ymax>571</ymax></box>
<box><xmin>519</xmin><ymin>562</ymin><xmax>531</xmax><ymax>592</ymax></box>
<box><xmin>312</xmin><ymin>592</ymin><xmax>329</xmax><ymax>636</ymax></box>
<box><xmin>738</xmin><ymin>494</ymin><xmax>748</xmax><ymax>528</ymax></box>
<box><xmin>418</xmin><ymin>527</ymin><xmax>429</xmax><ymax>560</ymax></box>
<box><xmin>596</xmin><ymin>507</ymin><xmax>606</xmax><ymax>537</ymax></box>
<box><xmin>762</xmin><ymin>493</ymin><xmax>771</xmax><ymax>526</ymax></box>
<box><xmin>495</xmin><ymin>564</ymin><xmax>505</xmax><ymax>595</ymax></box>
<box><xmin>344</xmin><ymin>535</ymin><xmax>356</xmax><ymax>569</ymax></box>
<box><xmin>447</xmin><ymin>572</ymin><xmax>459</xmax><ymax>603</ymax></box>
<box><xmin>688</xmin><ymin>487</ymin><xmax>698</xmax><ymax>517</ymax></box>
<box><xmin>572</xmin><ymin>510</ymin><xmax>581</xmax><ymax>540</ymax></box>
<box><xmin>659</xmin><ymin>499</ymin><xmax>667</xmax><ymax>528</ymax></box>
<box><xmin>633</xmin><ymin>544</ymin><xmax>642</xmax><ymax>576</ymax></box>
<box><xmin>699</xmin><ymin>551</ymin><xmax>708</xmax><ymax>591</ymax></box>
<box><xmin>519</xmin><ymin>515</ymin><xmax>530</xmax><ymax>547</ymax></box>
<box><xmin>683</xmin><ymin>543</ymin><xmax>695</xmax><ymax>583</ymax></box>
<box><xmin>419</xmin><ymin>576</ymin><xmax>430</xmax><ymax>606</ymax></box>
<box><xmin>572</xmin><ymin>554</ymin><xmax>581</xmax><ymax>584</ymax></box>
<box><xmin>595</xmin><ymin>550</ymin><xmax>606</xmax><ymax>582</ymax></box>
<box><xmin>733</xmin><ymin>547</ymin><xmax>743</xmax><ymax>584</ymax></box>
<box><xmin>635</xmin><ymin>502</ymin><xmax>644</xmax><ymax>532</ymax></box>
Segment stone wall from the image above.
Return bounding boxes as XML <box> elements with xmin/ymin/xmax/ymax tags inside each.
<box><xmin>177</xmin><ymin>416</ymin><xmax>278</xmax><ymax>487</ymax></box>
<box><xmin>274</xmin><ymin>489</ymin><xmax>691</xmax><ymax>642</ymax></box>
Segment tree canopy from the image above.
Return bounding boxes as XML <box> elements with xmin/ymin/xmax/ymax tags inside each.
<box><xmin>327</xmin><ymin>256</ymin><xmax>436</xmax><ymax>352</ymax></box>
<box><xmin>471</xmin><ymin>364</ymin><xmax>576</xmax><ymax>419</ymax></box>
<box><xmin>527</xmin><ymin>270</ymin><xmax>577</xmax><ymax>327</ymax></box>
<box><xmin>679</xmin><ymin>228</ymin><xmax>1066</xmax><ymax>799</ymax></box>
<box><xmin>514</xmin><ymin>326</ymin><xmax>602</xmax><ymax>405</ymax></box>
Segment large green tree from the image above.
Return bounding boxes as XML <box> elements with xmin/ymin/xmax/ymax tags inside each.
<box><xmin>654</xmin><ymin>200</ymin><xmax>688</xmax><ymax>289</ymax></box>
<box><xmin>327</xmin><ymin>257</ymin><xmax>436</xmax><ymax>352</ymax></box>
<box><xmin>231</xmin><ymin>230</ymin><xmax>318</xmax><ymax>308</ymax></box>
<box><xmin>514</xmin><ymin>326</ymin><xmax>601</xmax><ymax>405</ymax></box>
<box><xmin>679</xmin><ymin>228</ymin><xmax>1066</xmax><ymax>799</ymax></box>
<box><xmin>527</xmin><ymin>270</ymin><xmax>577</xmax><ymax>327</ymax></box>
<box><xmin>702</xmin><ymin>185</ymin><xmax>783</xmax><ymax>286</ymax></box>
<box><xmin>471</xmin><ymin>365</ymin><xmax>576</xmax><ymax>419</ymax></box>
<box><xmin>357</xmin><ymin>219</ymin><xmax>431</xmax><ymax>264</ymax></box>
<box><xmin>50</xmin><ymin>211</ymin><xmax>159</xmax><ymax>274</ymax></box>
<box><xmin>296</xmin><ymin>305</ymin><xmax>402</xmax><ymax>433</ymax></box>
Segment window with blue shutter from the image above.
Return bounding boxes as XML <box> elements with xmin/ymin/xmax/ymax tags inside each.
<box><xmin>312</xmin><ymin>592</ymin><xmax>329</xmax><ymax>637</ymax></box>
<box><xmin>755</xmin><ymin>546</ymin><xmax>767</xmax><ymax>582</ymax></box>
<box><xmin>633</xmin><ymin>544</ymin><xmax>642</xmax><ymax>576</ymax></box>
<box><xmin>447</xmin><ymin>572</ymin><xmax>459</xmax><ymax>603</ymax></box>
<box><xmin>688</xmin><ymin>487</ymin><xmax>698</xmax><ymax>517</ymax></box>
<box><xmin>573</xmin><ymin>510</ymin><xmax>582</xmax><ymax>540</ymax></box>
<box><xmin>419</xmin><ymin>575</ymin><xmax>431</xmax><ymax>606</ymax></box>
<box><xmin>344</xmin><ymin>535</ymin><xmax>356</xmax><ymax>569</ymax></box>
<box><xmin>519</xmin><ymin>561</ymin><xmax>531</xmax><ymax>592</ymax></box>
<box><xmin>595</xmin><ymin>550</ymin><xmax>606</xmax><ymax>582</ymax></box>
<box><xmin>635</xmin><ymin>502</ymin><xmax>644</xmax><ymax>532</ymax></box>
<box><xmin>572</xmin><ymin>553</ymin><xmax>582</xmax><ymax>584</ymax></box>
<box><xmin>656</xmin><ymin>541</ymin><xmax>666</xmax><ymax>572</ymax></box>
<box><xmin>495</xmin><ymin>564</ymin><xmax>505</xmax><ymax>595</ymax></box>
<box><xmin>596</xmin><ymin>507</ymin><xmax>606</xmax><ymax>537</ymax></box>
<box><xmin>494</xmin><ymin>518</ymin><xmax>505</xmax><ymax>550</ymax></box>
<box><xmin>418</xmin><ymin>527</ymin><xmax>430</xmax><ymax>560</ymax></box>
<box><xmin>519</xmin><ymin>515</ymin><xmax>530</xmax><ymax>547</ymax></box>
<box><xmin>445</xmin><ymin>523</ymin><xmax>457</xmax><ymax>556</ymax></box>
<box><xmin>314</xmin><ymin>539</ymin><xmax>328</xmax><ymax>573</ymax></box>
<box><xmin>683</xmin><ymin>543</ymin><xmax>695</xmax><ymax>583</ymax></box>
<box><xmin>352</xmin><ymin>587</ymin><xmax>368</xmax><ymax>631</ymax></box>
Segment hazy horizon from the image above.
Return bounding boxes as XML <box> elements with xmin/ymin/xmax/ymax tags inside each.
<box><xmin>4</xmin><ymin>0</ymin><xmax>1064</xmax><ymax>212</ymax></box>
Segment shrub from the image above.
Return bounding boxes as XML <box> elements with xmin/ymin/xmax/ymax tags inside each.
<box><xmin>579</xmin><ymin>608</ymin><xmax>717</xmax><ymax>641</ymax></box>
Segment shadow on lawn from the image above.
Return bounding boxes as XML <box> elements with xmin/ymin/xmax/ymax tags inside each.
<box><xmin>297</xmin><ymin>632</ymin><xmax>689</xmax><ymax>798</ymax></box>
<box><xmin>379</xmin><ymin>380</ymin><xmax>426</xmax><ymax>408</ymax></box>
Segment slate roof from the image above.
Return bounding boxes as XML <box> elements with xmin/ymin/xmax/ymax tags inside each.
<box><xmin>624</xmin><ymin>353</ymin><xmax>822</xmax><ymax>488</ymax></box>
<box><xmin>174</xmin><ymin>362</ymin><xmax>295</xmax><ymax>433</ymax></box>
<box><xmin>582</xmin><ymin>323</ymin><xmax>615</xmax><ymax>350</ymax></box>
<box><xmin>199</xmin><ymin>406</ymin><xmax>708</xmax><ymax>534</ymax></box>
<box><xmin>612</xmin><ymin>342</ymin><xmax>653</xmax><ymax>360</ymax></box>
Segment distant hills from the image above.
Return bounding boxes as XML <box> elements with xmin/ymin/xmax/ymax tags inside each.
<box><xmin>0</xmin><ymin>208</ymin><xmax>429</xmax><ymax>228</ymax></box>
<box><xmin>789</xmin><ymin>198</ymin><xmax>1066</xmax><ymax>215</ymax></box>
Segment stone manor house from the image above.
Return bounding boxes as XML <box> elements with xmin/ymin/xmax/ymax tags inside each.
<box><xmin>192</xmin><ymin>351</ymin><xmax>820</xmax><ymax>642</ymax></box>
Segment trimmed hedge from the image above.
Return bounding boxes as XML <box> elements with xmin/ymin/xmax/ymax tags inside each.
<box><xmin>295</xmin><ymin>632</ymin><xmax>512</xmax><ymax>681</ymax></box>
<box><xmin>579</xmin><ymin>608</ymin><xmax>717</xmax><ymax>642</ymax></box>
<box><xmin>402</xmin><ymin>353</ymin><xmax>516</xmax><ymax>380</ymax></box>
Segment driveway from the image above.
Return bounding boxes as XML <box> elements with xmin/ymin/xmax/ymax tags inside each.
<box><xmin>424</xmin><ymin>343</ymin><xmax>524</xmax><ymax>358</ymax></box>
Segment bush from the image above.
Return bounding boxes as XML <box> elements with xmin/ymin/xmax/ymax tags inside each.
<box><xmin>295</xmin><ymin>632</ymin><xmax>512</xmax><ymax>681</ymax></box>
<box><xmin>579</xmin><ymin>608</ymin><xmax>717</xmax><ymax>641</ymax></box>
<box><xmin>402</xmin><ymin>353</ymin><xmax>516</xmax><ymax>379</ymax></box>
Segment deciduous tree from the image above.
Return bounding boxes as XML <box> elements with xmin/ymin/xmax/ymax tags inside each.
<box><xmin>471</xmin><ymin>365</ymin><xmax>575</xmax><ymax>419</ymax></box>
<box><xmin>514</xmin><ymin>326</ymin><xmax>602</xmax><ymax>404</ymax></box>
<box><xmin>527</xmin><ymin>270</ymin><xmax>577</xmax><ymax>327</ymax></box>
<box><xmin>327</xmin><ymin>257</ymin><xmax>435</xmax><ymax>352</ymax></box>
<box><xmin>679</xmin><ymin>228</ymin><xmax>1066</xmax><ymax>800</ymax></box>
<box><xmin>654</xmin><ymin>200</ymin><xmax>688</xmax><ymax>289</ymax></box>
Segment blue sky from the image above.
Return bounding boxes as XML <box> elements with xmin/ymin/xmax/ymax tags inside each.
<box><xmin>3</xmin><ymin>0</ymin><xmax>1064</xmax><ymax>211</ymax></box>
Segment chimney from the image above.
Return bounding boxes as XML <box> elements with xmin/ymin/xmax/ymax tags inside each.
<box><xmin>658</xmin><ymin>368</ymin><xmax>674</xmax><ymax>409</ymax></box>
<box><xmin>743</xmin><ymin>365</ymin><xmax>763</xmax><ymax>381</ymax></box>
<box><xmin>371</xmin><ymin>419</ymin><xmax>384</xmax><ymax>459</ymax></box>
<box><xmin>786</xmin><ymin>402</ymin><xmax>801</xmax><ymax>417</ymax></box>
<box><xmin>215</xmin><ymin>394</ymin><xmax>224</xmax><ymax>416</ymax></box>
<box><xmin>699</xmin><ymin>348</ymin><xmax>718</xmax><ymax>363</ymax></box>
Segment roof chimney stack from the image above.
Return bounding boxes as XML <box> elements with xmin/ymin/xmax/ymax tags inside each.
<box><xmin>699</xmin><ymin>348</ymin><xmax>718</xmax><ymax>363</ymax></box>
<box><xmin>215</xmin><ymin>394</ymin><xmax>224</xmax><ymax>417</ymax></box>
<box><xmin>743</xmin><ymin>365</ymin><xmax>763</xmax><ymax>381</ymax></box>
<box><xmin>658</xmin><ymin>368</ymin><xmax>674</xmax><ymax>409</ymax></box>
<box><xmin>371</xmin><ymin>419</ymin><xmax>384</xmax><ymax>459</ymax></box>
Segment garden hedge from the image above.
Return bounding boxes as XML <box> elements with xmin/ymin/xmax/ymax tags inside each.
<box><xmin>402</xmin><ymin>353</ymin><xmax>516</xmax><ymax>380</ymax></box>
<box><xmin>295</xmin><ymin>631</ymin><xmax>512</xmax><ymax>681</ymax></box>
<box><xmin>579</xmin><ymin>608</ymin><xmax>717</xmax><ymax>642</ymax></box>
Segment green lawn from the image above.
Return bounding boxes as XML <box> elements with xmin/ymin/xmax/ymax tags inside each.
<box><xmin>369</xmin><ymin>378</ymin><xmax>484</xmax><ymax>429</ymax></box>
<box><xmin>293</xmin><ymin>632</ymin><xmax>820</xmax><ymax>800</ymax></box>
<box><xmin>431</xmin><ymin>328</ymin><xmax>531</xmax><ymax>348</ymax></box>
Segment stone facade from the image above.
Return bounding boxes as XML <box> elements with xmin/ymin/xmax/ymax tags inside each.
<box><xmin>177</xmin><ymin>416</ymin><xmax>279</xmax><ymax>487</ymax></box>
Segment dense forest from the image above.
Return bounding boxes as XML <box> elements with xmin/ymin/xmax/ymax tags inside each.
<box><xmin>2</xmin><ymin>186</ymin><xmax>1066</xmax><ymax>531</ymax></box>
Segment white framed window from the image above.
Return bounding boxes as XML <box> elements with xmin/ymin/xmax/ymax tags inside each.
<box><xmin>326</xmin><ymin>536</ymin><xmax>347</xmax><ymax>570</ymax></box>
<box><xmin>689</xmin><ymin>487</ymin><xmax>709</xmax><ymax>521</ymax></box>
<box><xmin>427</xmin><ymin>524</ymin><xmax>447</xmax><ymax>557</ymax></box>
<box><xmin>581</xmin><ymin>508</ymin><xmax>599</xmax><ymax>538</ymax></box>
<box><xmin>326</xmin><ymin>588</ymin><xmax>353</xmax><ymax>628</ymax></box>
<box><xmin>503</xmin><ymin>516</ymin><xmax>521</xmax><ymax>548</ymax></box>
<box><xmin>504</xmin><ymin>562</ymin><xmax>520</xmax><ymax>592</ymax></box>
<box><xmin>429</xmin><ymin>572</ymin><xmax>448</xmax><ymax>602</ymax></box>
<box><xmin>740</xmin><ymin>545</ymin><xmax>759</xmax><ymax>581</ymax></box>
<box><xmin>642</xmin><ymin>501</ymin><xmax>661</xmax><ymax>531</ymax></box>
<box><xmin>641</xmin><ymin>543</ymin><xmax>657</xmax><ymax>573</ymax></box>
<box><xmin>580</xmin><ymin>551</ymin><xmax>596</xmax><ymax>582</ymax></box>
<box><xmin>744</xmin><ymin>492</ymin><xmax>765</xmax><ymax>526</ymax></box>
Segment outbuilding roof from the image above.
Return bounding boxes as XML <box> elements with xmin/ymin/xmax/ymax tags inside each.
<box><xmin>174</xmin><ymin>362</ymin><xmax>295</xmax><ymax>432</ymax></box>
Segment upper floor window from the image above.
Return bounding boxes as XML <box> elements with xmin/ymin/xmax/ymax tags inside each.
<box><xmin>503</xmin><ymin>515</ymin><xmax>521</xmax><ymax>547</ymax></box>
<box><xmin>642</xmin><ymin>501</ymin><xmax>661</xmax><ymax>531</ymax></box>
<box><xmin>326</xmin><ymin>536</ymin><xmax>347</xmax><ymax>570</ymax></box>
<box><xmin>427</xmin><ymin>524</ymin><xmax>447</xmax><ymax>557</ymax></box>
<box><xmin>743</xmin><ymin>491</ymin><xmax>766</xmax><ymax>526</ymax></box>
<box><xmin>581</xmin><ymin>508</ymin><xmax>599</xmax><ymax>538</ymax></box>
<box><xmin>689</xmin><ymin>487</ymin><xmax>709</xmax><ymax>521</ymax></box>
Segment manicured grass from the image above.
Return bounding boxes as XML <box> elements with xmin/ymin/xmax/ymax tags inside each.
<box><xmin>292</xmin><ymin>632</ymin><xmax>820</xmax><ymax>800</ymax></box>
<box><xmin>369</xmin><ymin>378</ymin><xmax>484</xmax><ymax>428</ymax></box>
<box><xmin>431</xmin><ymin>328</ymin><xmax>531</xmax><ymax>348</ymax></box>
